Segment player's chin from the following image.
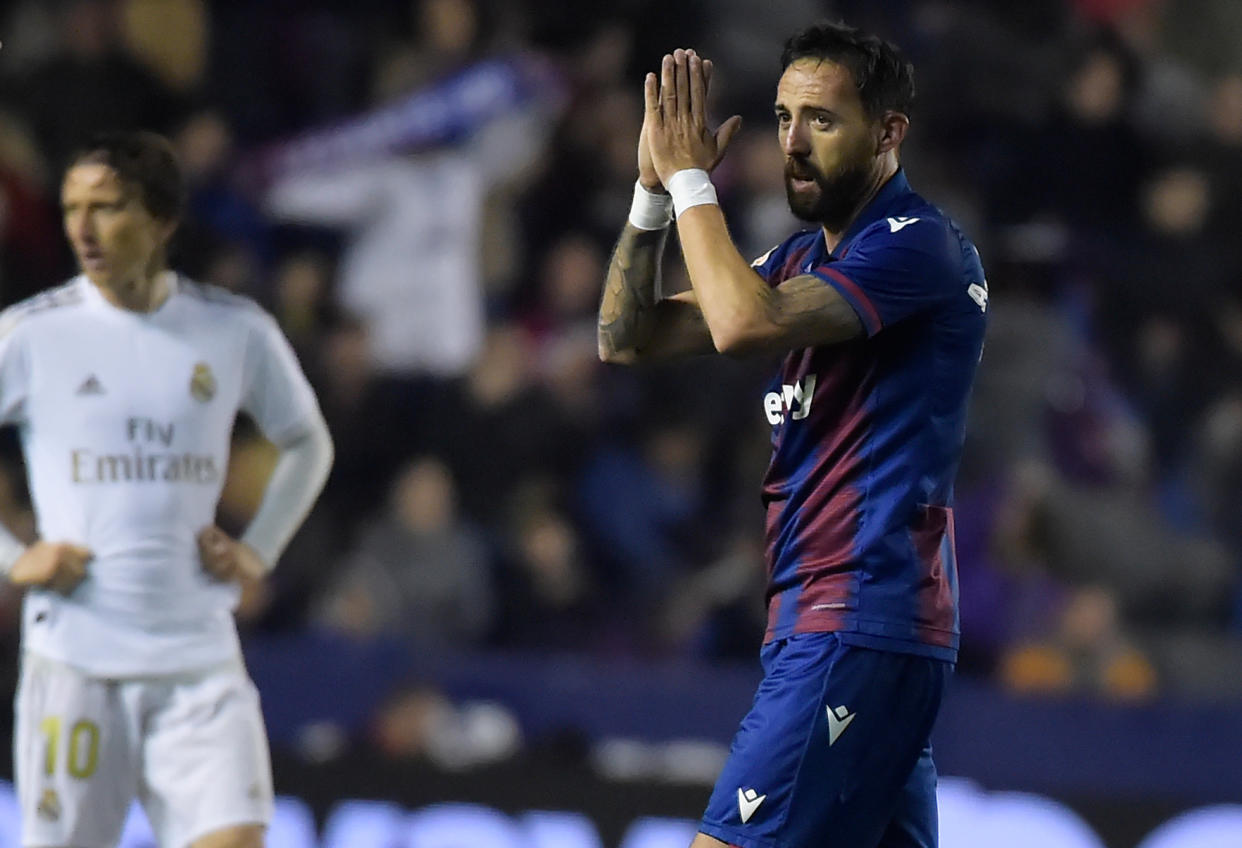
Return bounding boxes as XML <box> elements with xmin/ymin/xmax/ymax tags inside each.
<box><xmin>785</xmin><ymin>186</ymin><xmax>824</xmax><ymax>221</ymax></box>
<box><xmin>77</xmin><ymin>254</ymin><xmax>110</xmax><ymax>278</ymax></box>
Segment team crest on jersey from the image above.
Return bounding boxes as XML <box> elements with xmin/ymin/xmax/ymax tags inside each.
<box><xmin>37</xmin><ymin>788</ymin><xmax>61</xmax><ymax>821</ymax></box>
<box><xmin>190</xmin><ymin>362</ymin><xmax>216</xmax><ymax>403</ymax></box>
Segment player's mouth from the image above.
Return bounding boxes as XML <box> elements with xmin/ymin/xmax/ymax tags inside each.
<box><xmin>785</xmin><ymin>161</ymin><xmax>820</xmax><ymax>192</ymax></box>
<box><xmin>79</xmin><ymin>249</ymin><xmax>107</xmax><ymax>271</ymax></box>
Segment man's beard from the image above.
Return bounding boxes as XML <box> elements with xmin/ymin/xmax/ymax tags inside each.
<box><xmin>784</xmin><ymin>156</ymin><xmax>873</xmax><ymax>230</ymax></box>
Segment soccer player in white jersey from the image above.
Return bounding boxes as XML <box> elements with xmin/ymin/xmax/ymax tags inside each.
<box><xmin>0</xmin><ymin>131</ymin><xmax>335</xmax><ymax>848</ymax></box>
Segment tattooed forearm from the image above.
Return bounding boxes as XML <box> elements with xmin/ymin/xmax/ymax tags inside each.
<box><xmin>598</xmin><ymin>223</ymin><xmax>669</xmax><ymax>361</ymax></box>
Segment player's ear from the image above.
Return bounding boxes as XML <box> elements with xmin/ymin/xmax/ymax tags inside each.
<box><xmin>876</xmin><ymin>111</ymin><xmax>909</xmax><ymax>155</ymax></box>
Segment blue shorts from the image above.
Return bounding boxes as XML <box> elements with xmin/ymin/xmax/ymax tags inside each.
<box><xmin>700</xmin><ymin>632</ymin><xmax>949</xmax><ymax>848</ymax></box>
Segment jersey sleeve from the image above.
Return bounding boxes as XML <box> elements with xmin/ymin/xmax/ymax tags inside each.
<box><xmin>0</xmin><ymin>311</ymin><xmax>31</xmax><ymax>426</ymax></box>
<box><xmin>750</xmin><ymin>235</ymin><xmax>802</xmax><ymax>289</ymax></box>
<box><xmin>241</xmin><ymin>311</ymin><xmax>323</xmax><ymax>446</ymax></box>
<box><xmin>809</xmin><ymin>219</ymin><xmax>959</xmax><ymax>337</ymax></box>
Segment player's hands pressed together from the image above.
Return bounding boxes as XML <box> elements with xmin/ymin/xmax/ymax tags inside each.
<box><xmin>645</xmin><ymin>48</ymin><xmax>742</xmax><ymax>186</ymax></box>
<box><xmin>8</xmin><ymin>541</ymin><xmax>93</xmax><ymax>593</ymax></box>
<box><xmin>198</xmin><ymin>525</ymin><xmax>266</xmax><ymax>585</ymax></box>
<box><xmin>637</xmin><ymin>107</ymin><xmax>664</xmax><ymax>192</ymax></box>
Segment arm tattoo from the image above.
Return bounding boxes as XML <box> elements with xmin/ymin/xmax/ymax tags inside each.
<box><xmin>598</xmin><ymin>224</ymin><xmax>669</xmax><ymax>359</ymax></box>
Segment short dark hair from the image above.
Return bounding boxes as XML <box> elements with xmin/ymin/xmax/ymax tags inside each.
<box><xmin>781</xmin><ymin>21</ymin><xmax>915</xmax><ymax>119</ymax></box>
<box><xmin>67</xmin><ymin>131</ymin><xmax>185</xmax><ymax>222</ymax></box>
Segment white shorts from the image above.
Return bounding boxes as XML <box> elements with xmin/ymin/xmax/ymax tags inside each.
<box><xmin>14</xmin><ymin>652</ymin><xmax>274</xmax><ymax>848</ymax></box>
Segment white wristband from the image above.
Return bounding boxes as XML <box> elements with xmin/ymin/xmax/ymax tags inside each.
<box><xmin>628</xmin><ymin>181</ymin><xmax>674</xmax><ymax>230</ymax></box>
<box><xmin>667</xmin><ymin>168</ymin><xmax>718</xmax><ymax>218</ymax></box>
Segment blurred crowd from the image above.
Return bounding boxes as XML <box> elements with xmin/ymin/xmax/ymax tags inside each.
<box><xmin>1</xmin><ymin>0</ymin><xmax>1241</xmax><ymax>744</ymax></box>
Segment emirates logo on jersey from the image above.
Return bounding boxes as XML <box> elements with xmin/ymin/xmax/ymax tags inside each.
<box><xmin>189</xmin><ymin>362</ymin><xmax>216</xmax><ymax>403</ymax></box>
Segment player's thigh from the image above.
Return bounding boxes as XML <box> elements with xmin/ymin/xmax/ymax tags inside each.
<box><xmin>140</xmin><ymin>665</ymin><xmax>274</xmax><ymax>848</ymax></box>
<box><xmin>699</xmin><ymin>634</ymin><xmax>947</xmax><ymax>848</ymax></box>
<box><xmin>189</xmin><ymin>822</ymin><xmax>265</xmax><ymax>848</ymax></box>
<box><xmin>876</xmin><ymin>743</ymin><xmax>938</xmax><ymax>848</ymax></box>
<box><xmin>690</xmin><ymin>835</ymin><xmax>735</xmax><ymax>848</ymax></box>
<box><xmin>690</xmin><ymin>835</ymin><xmax>736</xmax><ymax>848</ymax></box>
<box><xmin>14</xmin><ymin>654</ymin><xmax>139</xmax><ymax>848</ymax></box>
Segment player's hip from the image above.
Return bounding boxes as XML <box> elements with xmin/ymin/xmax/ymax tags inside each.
<box><xmin>14</xmin><ymin>652</ymin><xmax>272</xmax><ymax>848</ymax></box>
<box><xmin>702</xmin><ymin>632</ymin><xmax>948</xmax><ymax>846</ymax></box>
<box><xmin>20</xmin><ymin>597</ymin><xmax>243</xmax><ymax>678</ymax></box>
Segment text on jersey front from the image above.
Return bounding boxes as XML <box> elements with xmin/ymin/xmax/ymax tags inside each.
<box><xmin>69</xmin><ymin>417</ymin><xmax>220</xmax><ymax>484</ymax></box>
<box><xmin>764</xmin><ymin>375</ymin><xmax>817</xmax><ymax>425</ymax></box>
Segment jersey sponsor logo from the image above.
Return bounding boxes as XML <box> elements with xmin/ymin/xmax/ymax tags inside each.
<box><xmin>826</xmin><ymin>705</ymin><xmax>856</xmax><ymax>746</ymax></box>
<box><xmin>190</xmin><ymin>362</ymin><xmax>216</xmax><ymax>403</ymax></box>
<box><xmin>737</xmin><ymin>787</ymin><xmax>766</xmax><ymax>823</ymax></box>
<box><xmin>967</xmin><ymin>280</ymin><xmax>989</xmax><ymax>312</ymax></box>
<box><xmin>763</xmin><ymin>375</ymin><xmax>816</xmax><ymax>425</ymax></box>
<box><xmin>76</xmin><ymin>374</ymin><xmax>105</xmax><ymax>396</ymax></box>
<box><xmin>887</xmin><ymin>216</ymin><xmax>920</xmax><ymax>233</ymax></box>
<box><xmin>70</xmin><ymin>449</ymin><xmax>220</xmax><ymax>484</ymax></box>
<box><xmin>69</xmin><ymin>417</ymin><xmax>220</xmax><ymax>485</ymax></box>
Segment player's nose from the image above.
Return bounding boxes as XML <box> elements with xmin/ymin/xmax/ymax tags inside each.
<box><xmin>67</xmin><ymin>215</ymin><xmax>96</xmax><ymax>246</ymax></box>
<box><xmin>781</xmin><ymin>121</ymin><xmax>810</xmax><ymax>156</ymax></box>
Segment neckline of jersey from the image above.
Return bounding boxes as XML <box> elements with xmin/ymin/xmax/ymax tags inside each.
<box><xmin>826</xmin><ymin>168</ymin><xmax>913</xmax><ymax>259</ymax></box>
<box><xmin>79</xmin><ymin>271</ymin><xmax>181</xmax><ymax>318</ymax></box>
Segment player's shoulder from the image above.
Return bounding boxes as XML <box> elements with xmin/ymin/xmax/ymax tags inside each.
<box><xmin>0</xmin><ymin>279</ymin><xmax>88</xmax><ymax>340</ymax></box>
<box><xmin>860</xmin><ymin>195</ymin><xmax>952</xmax><ymax>244</ymax></box>
<box><xmin>176</xmin><ymin>277</ymin><xmax>274</xmax><ymax>328</ymax></box>
<box><xmin>750</xmin><ymin>228</ymin><xmax>820</xmax><ymax>271</ymax></box>
<box><xmin>860</xmin><ymin>196</ymin><xmax>979</xmax><ymax>274</ymax></box>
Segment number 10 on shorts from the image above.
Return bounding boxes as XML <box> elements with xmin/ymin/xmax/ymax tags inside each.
<box><xmin>39</xmin><ymin>717</ymin><xmax>100</xmax><ymax>779</ymax></box>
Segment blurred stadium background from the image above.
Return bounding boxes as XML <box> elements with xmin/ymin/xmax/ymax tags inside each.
<box><xmin>1</xmin><ymin>1</ymin><xmax>1241</xmax><ymax>846</ymax></box>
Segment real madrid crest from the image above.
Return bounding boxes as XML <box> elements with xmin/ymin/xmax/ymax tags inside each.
<box><xmin>190</xmin><ymin>362</ymin><xmax>216</xmax><ymax>402</ymax></box>
<box><xmin>37</xmin><ymin>788</ymin><xmax>61</xmax><ymax>821</ymax></box>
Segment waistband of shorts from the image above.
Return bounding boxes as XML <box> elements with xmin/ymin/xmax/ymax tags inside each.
<box><xmin>21</xmin><ymin>649</ymin><xmax>246</xmax><ymax>682</ymax></box>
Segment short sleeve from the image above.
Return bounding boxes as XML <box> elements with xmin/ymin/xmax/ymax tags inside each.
<box><xmin>750</xmin><ymin>235</ymin><xmax>802</xmax><ymax>289</ymax></box>
<box><xmin>241</xmin><ymin>312</ymin><xmax>322</xmax><ymax>446</ymax></box>
<box><xmin>0</xmin><ymin>312</ymin><xmax>31</xmax><ymax>426</ymax></box>
<box><xmin>809</xmin><ymin>219</ymin><xmax>959</xmax><ymax>337</ymax></box>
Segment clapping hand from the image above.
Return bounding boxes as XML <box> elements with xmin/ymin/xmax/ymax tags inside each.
<box><xmin>643</xmin><ymin>48</ymin><xmax>743</xmax><ymax>187</ymax></box>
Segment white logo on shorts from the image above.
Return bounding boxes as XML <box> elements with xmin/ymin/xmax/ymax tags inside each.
<box><xmin>737</xmin><ymin>787</ymin><xmax>766</xmax><ymax>823</ymax></box>
<box><xmin>827</xmin><ymin>704</ymin><xmax>856</xmax><ymax>746</ymax></box>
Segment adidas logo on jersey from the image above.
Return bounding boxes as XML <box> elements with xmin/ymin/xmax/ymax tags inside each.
<box><xmin>76</xmin><ymin>375</ymin><xmax>104</xmax><ymax>396</ymax></box>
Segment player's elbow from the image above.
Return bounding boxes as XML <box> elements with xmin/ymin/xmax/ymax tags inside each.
<box><xmin>598</xmin><ymin>338</ymin><xmax>639</xmax><ymax>366</ymax></box>
<box><xmin>304</xmin><ymin>413</ymin><xmax>336</xmax><ymax>476</ymax></box>
<box><xmin>321</xmin><ymin>427</ymin><xmax>337</xmax><ymax>471</ymax></box>
<box><xmin>709</xmin><ymin>314</ymin><xmax>770</xmax><ymax>356</ymax></box>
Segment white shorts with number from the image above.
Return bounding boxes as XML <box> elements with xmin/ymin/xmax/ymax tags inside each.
<box><xmin>14</xmin><ymin>652</ymin><xmax>274</xmax><ymax>848</ymax></box>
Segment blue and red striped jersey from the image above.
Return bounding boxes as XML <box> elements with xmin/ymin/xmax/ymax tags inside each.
<box><xmin>752</xmin><ymin>169</ymin><xmax>986</xmax><ymax>662</ymax></box>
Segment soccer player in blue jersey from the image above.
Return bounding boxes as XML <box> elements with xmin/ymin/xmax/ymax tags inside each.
<box><xmin>597</xmin><ymin>21</ymin><xmax>987</xmax><ymax>848</ymax></box>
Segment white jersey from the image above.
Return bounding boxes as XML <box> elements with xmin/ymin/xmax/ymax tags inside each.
<box><xmin>0</xmin><ymin>274</ymin><xmax>321</xmax><ymax>676</ymax></box>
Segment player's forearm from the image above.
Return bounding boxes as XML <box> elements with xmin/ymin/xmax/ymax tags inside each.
<box><xmin>240</xmin><ymin>415</ymin><xmax>334</xmax><ymax>570</ymax></box>
<box><xmin>597</xmin><ymin>223</ymin><xmax>669</xmax><ymax>363</ymax></box>
<box><xmin>675</xmin><ymin>204</ymin><xmax>777</xmax><ymax>354</ymax></box>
